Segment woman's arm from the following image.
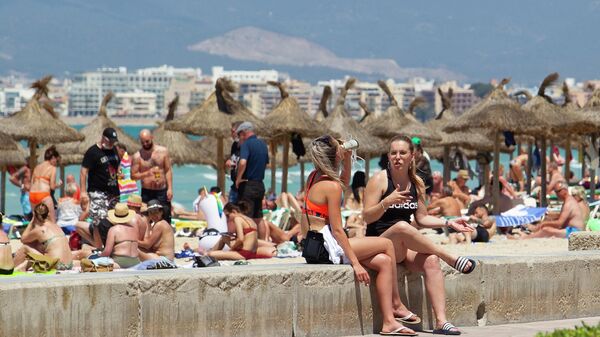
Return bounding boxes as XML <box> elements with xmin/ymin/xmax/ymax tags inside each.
<box><xmin>340</xmin><ymin>151</ymin><xmax>352</xmax><ymax>187</ymax></box>
<box><xmin>229</xmin><ymin>217</ymin><xmax>246</xmax><ymax>251</ymax></box>
<box><xmin>415</xmin><ymin>199</ymin><xmax>474</xmax><ymax>233</ymax></box>
<box><xmin>101</xmin><ymin>229</ymin><xmax>116</xmax><ymax>257</ymax></box>
<box><xmin>49</xmin><ymin>166</ymin><xmax>61</xmax><ymax>191</ymax></box>
<box><xmin>362</xmin><ymin>172</ymin><xmax>410</xmax><ymax>224</ymax></box>
<box><xmin>20</xmin><ymin>222</ymin><xmax>37</xmax><ymax>244</ymax></box>
<box><xmin>138</xmin><ymin>223</ymin><xmax>162</xmax><ymax>249</ymax></box>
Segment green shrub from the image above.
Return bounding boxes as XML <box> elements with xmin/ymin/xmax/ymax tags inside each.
<box><xmin>535</xmin><ymin>322</ymin><xmax>600</xmax><ymax>337</ymax></box>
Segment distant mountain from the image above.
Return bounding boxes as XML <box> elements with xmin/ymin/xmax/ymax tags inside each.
<box><xmin>188</xmin><ymin>27</ymin><xmax>464</xmax><ymax>81</ymax></box>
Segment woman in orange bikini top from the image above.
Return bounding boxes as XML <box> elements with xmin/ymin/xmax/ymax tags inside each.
<box><xmin>206</xmin><ymin>202</ymin><xmax>276</xmax><ymax>260</ymax></box>
<box><xmin>29</xmin><ymin>146</ymin><xmax>62</xmax><ymax>222</ymax></box>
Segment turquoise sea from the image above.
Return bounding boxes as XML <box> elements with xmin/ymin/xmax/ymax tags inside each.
<box><xmin>2</xmin><ymin>125</ymin><xmax>583</xmax><ymax>215</ymax></box>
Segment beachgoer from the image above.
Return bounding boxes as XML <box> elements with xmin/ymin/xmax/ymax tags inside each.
<box><xmin>78</xmin><ymin>127</ymin><xmax>121</xmax><ymax>246</ymax></box>
<box><xmin>235</xmin><ymin>122</ymin><xmax>269</xmax><ymax>240</ymax></box>
<box><xmin>509</xmin><ymin>149</ymin><xmax>528</xmax><ymax>192</ymax></box>
<box><xmin>495</xmin><ymin>164</ymin><xmax>518</xmax><ymax>199</ymax></box>
<box><xmin>56</xmin><ymin>183</ymin><xmax>83</xmax><ymax>234</ymax></box>
<box><xmin>14</xmin><ymin>204</ymin><xmax>73</xmax><ymax>271</ymax></box>
<box><xmin>363</xmin><ymin>135</ymin><xmax>476</xmax><ymax>335</ymax></box>
<box><xmin>447</xmin><ymin>169</ymin><xmax>471</xmax><ymax>206</ymax></box>
<box><xmin>344</xmin><ymin>171</ymin><xmax>366</xmax><ymax>211</ymax></box>
<box><xmin>65</xmin><ymin>174</ymin><xmax>80</xmax><ymax>202</ymax></box>
<box><xmin>552</xmin><ymin>146</ymin><xmax>565</xmax><ymax>166</ymax></box>
<box><xmin>9</xmin><ymin>164</ymin><xmax>32</xmax><ymax>220</ymax></box>
<box><xmin>467</xmin><ymin>205</ymin><xmax>495</xmax><ymax>243</ymax></box>
<box><xmin>138</xmin><ymin>200</ymin><xmax>175</xmax><ymax>261</ymax></box>
<box><xmin>207</xmin><ymin>202</ymin><xmax>276</xmax><ymax>260</ymax></box>
<box><xmin>100</xmin><ymin>203</ymin><xmax>140</xmax><ymax>268</ymax></box>
<box><xmin>0</xmin><ymin>212</ymin><xmax>15</xmax><ymax>275</ymax></box>
<box><xmin>115</xmin><ymin>143</ymin><xmax>139</xmax><ymax>203</ymax></box>
<box><xmin>30</xmin><ymin>146</ymin><xmax>62</xmax><ymax>222</ymax></box>
<box><xmin>516</xmin><ymin>182</ymin><xmax>585</xmax><ymax>239</ymax></box>
<box><xmin>126</xmin><ymin>194</ymin><xmax>149</xmax><ymax>241</ymax></box>
<box><xmin>413</xmin><ymin>140</ymin><xmax>433</xmax><ymax>197</ymax></box>
<box><xmin>534</xmin><ymin>162</ymin><xmax>566</xmax><ymax>200</ymax></box>
<box><xmin>467</xmin><ymin>180</ymin><xmax>517</xmax><ymax>216</ymax></box>
<box><xmin>131</xmin><ymin>129</ymin><xmax>173</xmax><ymax>224</ymax></box>
<box><xmin>571</xmin><ymin>186</ymin><xmax>590</xmax><ymax>222</ymax></box>
<box><xmin>431</xmin><ymin>171</ymin><xmax>443</xmax><ymax>201</ymax></box>
<box><xmin>226</xmin><ymin>121</ymin><xmax>242</xmax><ymax>203</ymax></box>
<box><xmin>427</xmin><ymin>186</ymin><xmax>462</xmax><ymax>218</ymax></box>
<box><xmin>302</xmin><ymin>135</ymin><xmax>418</xmax><ymax>336</ymax></box>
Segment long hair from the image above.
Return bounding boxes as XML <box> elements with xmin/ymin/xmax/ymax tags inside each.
<box><xmin>309</xmin><ymin>135</ymin><xmax>342</xmax><ymax>185</ymax></box>
<box><xmin>34</xmin><ymin>203</ymin><xmax>49</xmax><ymax>223</ymax></box>
<box><xmin>44</xmin><ymin>145</ymin><xmax>59</xmax><ymax>161</ymax></box>
<box><xmin>388</xmin><ymin>135</ymin><xmax>426</xmax><ymax>202</ymax></box>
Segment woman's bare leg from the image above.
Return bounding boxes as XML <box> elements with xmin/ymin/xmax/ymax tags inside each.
<box><xmin>41</xmin><ymin>196</ymin><xmax>56</xmax><ymax>223</ymax></box>
<box><xmin>207</xmin><ymin>250</ymin><xmax>246</xmax><ymax>260</ymax></box>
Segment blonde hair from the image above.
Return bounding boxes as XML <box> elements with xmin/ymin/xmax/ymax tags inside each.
<box><xmin>571</xmin><ymin>186</ymin><xmax>586</xmax><ymax>201</ymax></box>
<box><xmin>309</xmin><ymin>135</ymin><xmax>342</xmax><ymax>185</ymax></box>
<box><xmin>388</xmin><ymin>135</ymin><xmax>426</xmax><ymax>203</ymax></box>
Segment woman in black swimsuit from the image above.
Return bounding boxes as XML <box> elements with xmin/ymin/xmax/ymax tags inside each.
<box><xmin>363</xmin><ymin>135</ymin><xmax>476</xmax><ymax>336</ymax></box>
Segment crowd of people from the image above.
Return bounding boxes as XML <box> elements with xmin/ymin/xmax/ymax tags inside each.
<box><xmin>1</xmin><ymin>120</ymin><xmax>596</xmax><ymax>335</ymax></box>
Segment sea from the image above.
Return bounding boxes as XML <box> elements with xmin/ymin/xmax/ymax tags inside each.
<box><xmin>1</xmin><ymin>125</ymin><xmax>583</xmax><ymax>215</ymax></box>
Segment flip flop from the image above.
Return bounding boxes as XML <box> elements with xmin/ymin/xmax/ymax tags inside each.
<box><xmin>395</xmin><ymin>312</ymin><xmax>422</xmax><ymax>325</ymax></box>
<box><xmin>380</xmin><ymin>326</ymin><xmax>418</xmax><ymax>336</ymax></box>
<box><xmin>432</xmin><ymin>322</ymin><xmax>461</xmax><ymax>335</ymax></box>
<box><xmin>453</xmin><ymin>256</ymin><xmax>476</xmax><ymax>274</ymax></box>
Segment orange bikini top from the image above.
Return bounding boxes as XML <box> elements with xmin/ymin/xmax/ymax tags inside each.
<box><xmin>303</xmin><ymin>171</ymin><xmax>330</xmax><ymax>220</ymax></box>
<box><xmin>33</xmin><ymin>175</ymin><xmax>51</xmax><ymax>183</ymax></box>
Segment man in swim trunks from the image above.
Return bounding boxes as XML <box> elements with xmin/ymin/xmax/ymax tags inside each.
<box><xmin>9</xmin><ymin>164</ymin><xmax>32</xmax><ymax>220</ymax></box>
<box><xmin>77</xmin><ymin>128</ymin><xmax>121</xmax><ymax>249</ymax></box>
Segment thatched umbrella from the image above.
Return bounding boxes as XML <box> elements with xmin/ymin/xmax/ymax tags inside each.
<box><xmin>578</xmin><ymin>87</ymin><xmax>600</xmax><ymax>201</ymax></box>
<box><xmin>0</xmin><ymin>133</ymin><xmax>27</xmax><ymax>213</ymax></box>
<box><xmin>358</xmin><ymin>101</ymin><xmax>386</xmax><ymax>179</ymax></box>
<box><xmin>314</xmin><ymin>86</ymin><xmax>332</xmax><ymax>123</ymax></box>
<box><xmin>151</xmin><ymin>95</ymin><xmax>214</xmax><ymax>166</ymax></box>
<box><xmin>263</xmin><ymin>82</ymin><xmax>328</xmax><ymax>193</ymax></box>
<box><xmin>0</xmin><ymin>76</ymin><xmax>84</xmax><ymax>169</ymax></box>
<box><xmin>165</xmin><ymin>78</ymin><xmax>266</xmax><ymax>191</ymax></box>
<box><xmin>425</xmin><ymin>88</ymin><xmax>458</xmax><ymax>184</ymax></box>
<box><xmin>444</xmin><ymin>78</ymin><xmax>541</xmax><ymax>213</ymax></box>
<box><xmin>368</xmin><ymin>81</ymin><xmax>441</xmax><ymax>144</ymax></box>
<box><xmin>325</xmin><ymin>78</ymin><xmax>385</xmax><ymax>181</ymax></box>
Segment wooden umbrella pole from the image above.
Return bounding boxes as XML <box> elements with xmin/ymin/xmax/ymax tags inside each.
<box><xmin>580</xmin><ymin>142</ymin><xmax>586</xmax><ymax>181</ymax></box>
<box><xmin>60</xmin><ymin>166</ymin><xmax>65</xmax><ymax>197</ymax></box>
<box><xmin>300</xmin><ymin>162</ymin><xmax>305</xmax><ymax>191</ymax></box>
<box><xmin>591</xmin><ymin>134</ymin><xmax>597</xmax><ymax>203</ymax></box>
<box><xmin>1</xmin><ymin>166</ymin><xmax>5</xmax><ymax>213</ymax></box>
<box><xmin>540</xmin><ymin>137</ymin><xmax>548</xmax><ymax>207</ymax></box>
<box><xmin>442</xmin><ymin>145</ymin><xmax>450</xmax><ymax>185</ymax></box>
<box><xmin>270</xmin><ymin>140</ymin><xmax>277</xmax><ymax>193</ymax></box>
<box><xmin>492</xmin><ymin>131</ymin><xmax>500</xmax><ymax>215</ymax></box>
<box><xmin>281</xmin><ymin>134</ymin><xmax>290</xmax><ymax>193</ymax></box>
<box><xmin>483</xmin><ymin>163</ymin><xmax>490</xmax><ymax>197</ymax></box>
<box><xmin>526</xmin><ymin>140</ymin><xmax>533</xmax><ymax>195</ymax></box>
<box><xmin>217</xmin><ymin>137</ymin><xmax>225</xmax><ymax>192</ymax></box>
<box><xmin>365</xmin><ymin>155</ymin><xmax>370</xmax><ymax>182</ymax></box>
<box><xmin>29</xmin><ymin>139</ymin><xmax>38</xmax><ymax>170</ymax></box>
<box><xmin>564</xmin><ymin>138</ymin><xmax>571</xmax><ymax>181</ymax></box>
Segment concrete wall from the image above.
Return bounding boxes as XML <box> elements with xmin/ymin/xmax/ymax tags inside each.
<box><xmin>2</xmin><ymin>252</ymin><xmax>600</xmax><ymax>337</ymax></box>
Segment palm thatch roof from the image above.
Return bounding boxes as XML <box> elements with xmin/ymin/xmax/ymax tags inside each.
<box><xmin>577</xmin><ymin>87</ymin><xmax>600</xmax><ymax>131</ymax></box>
<box><xmin>425</xmin><ymin>88</ymin><xmax>458</xmax><ymax>132</ymax></box>
<box><xmin>324</xmin><ymin>78</ymin><xmax>385</xmax><ymax>157</ymax></box>
<box><xmin>314</xmin><ymin>86</ymin><xmax>332</xmax><ymax>122</ymax></box>
<box><xmin>0</xmin><ymin>133</ymin><xmax>26</xmax><ymax>166</ymax></box>
<box><xmin>426</xmin><ymin>146</ymin><xmax>479</xmax><ymax>161</ymax></box>
<box><xmin>0</xmin><ymin>76</ymin><xmax>83</xmax><ymax>144</ymax></box>
<box><xmin>152</xmin><ymin>95</ymin><xmax>215</xmax><ymax>166</ymax></box>
<box><xmin>165</xmin><ymin>78</ymin><xmax>265</xmax><ymax>138</ymax></box>
<box><xmin>263</xmin><ymin>81</ymin><xmax>327</xmax><ymax>138</ymax></box>
<box><xmin>443</xmin><ymin>78</ymin><xmax>541</xmax><ymax>135</ymax></box>
<box><xmin>0</xmin><ymin>131</ymin><xmax>19</xmax><ymax>151</ymax></box>
<box><xmin>56</xmin><ymin>91</ymin><xmax>140</xmax><ymax>161</ymax></box>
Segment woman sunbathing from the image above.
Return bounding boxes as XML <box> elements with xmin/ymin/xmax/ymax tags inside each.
<box><xmin>100</xmin><ymin>203</ymin><xmax>140</xmax><ymax>268</ymax></box>
<box><xmin>0</xmin><ymin>213</ymin><xmax>14</xmax><ymax>275</ymax></box>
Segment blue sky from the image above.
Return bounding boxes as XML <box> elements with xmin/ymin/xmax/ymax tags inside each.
<box><xmin>0</xmin><ymin>0</ymin><xmax>598</xmax><ymax>84</ymax></box>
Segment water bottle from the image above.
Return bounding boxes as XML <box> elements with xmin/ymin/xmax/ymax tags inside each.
<box><xmin>340</xmin><ymin>139</ymin><xmax>359</xmax><ymax>151</ymax></box>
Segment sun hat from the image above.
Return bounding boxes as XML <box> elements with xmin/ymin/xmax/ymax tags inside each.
<box><xmin>127</xmin><ymin>194</ymin><xmax>142</xmax><ymax>208</ymax></box>
<box><xmin>457</xmin><ymin>170</ymin><xmax>470</xmax><ymax>180</ymax></box>
<box><xmin>107</xmin><ymin>203</ymin><xmax>135</xmax><ymax>224</ymax></box>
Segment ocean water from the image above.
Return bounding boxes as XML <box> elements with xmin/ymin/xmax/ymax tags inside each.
<box><xmin>1</xmin><ymin>125</ymin><xmax>583</xmax><ymax>215</ymax></box>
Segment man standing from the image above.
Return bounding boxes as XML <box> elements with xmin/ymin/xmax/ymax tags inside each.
<box><xmin>9</xmin><ymin>163</ymin><xmax>32</xmax><ymax>220</ymax></box>
<box><xmin>235</xmin><ymin>122</ymin><xmax>269</xmax><ymax>239</ymax></box>
<box><xmin>225</xmin><ymin>121</ymin><xmax>242</xmax><ymax>203</ymax></box>
<box><xmin>78</xmin><ymin>128</ymin><xmax>121</xmax><ymax>246</ymax></box>
<box><xmin>131</xmin><ymin>129</ymin><xmax>173</xmax><ymax>224</ymax></box>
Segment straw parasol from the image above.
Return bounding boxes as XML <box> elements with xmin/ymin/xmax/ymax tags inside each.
<box><xmin>0</xmin><ymin>133</ymin><xmax>27</xmax><ymax>212</ymax></box>
<box><xmin>263</xmin><ymin>81</ymin><xmax>328</xmax><ymax>193</ymax></box>
<box><xmin>368</xmin><ymin>81</ymin><xmax>441</xmax><ymax>144</ymax></box>
<box><xmin>577</xmin><ymin>87</ymin><xmax>600</xmax><ymax>201</ymax></box>
<box><xmin>314</xmin><ymin>86</ymin><xmax>332</xmax><ymax>122</ymax></box>
<box><xmin>165</xmin><ymin>78</ymin><xmax>266</xmax><ymax>190</ymax></box>
<box><xmin>324</xmin><ymin>78</ymin><xmax>385</xmax><ymax>180</ymax></box>
<box><xmin>0</xmin><ymin>76</ymin><xmax>84</xmax><ymax>169</ymax></box>
<box><xmin>443</xmin><ymin>78</ymin><xmax>542</xmax><ymax>213</ymax></box>
<box><xmin>153</xmin><ymin>95</ymin><xmax>215</xmax><ymax>166</ymax></box>
<box><xmin>57</xmin><ymin>91</ymin><xmax>140</xmax><ymax>160</ymax></box>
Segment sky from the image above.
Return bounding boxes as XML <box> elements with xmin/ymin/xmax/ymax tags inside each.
<box><xmin>1</xmin><ymin>0</ymin><xmax>599</xmax><ymax>84</ymax></box>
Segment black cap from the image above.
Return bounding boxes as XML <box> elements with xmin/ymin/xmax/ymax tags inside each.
<box><xmin>146</xmin><ymin>199</ymin><xmax>163</xmax><ymax>211</ymax></box>
<box><xmin>102</xmin><ymin>127</ymin><xmax>118</xmax><ymax>142</ymax></box>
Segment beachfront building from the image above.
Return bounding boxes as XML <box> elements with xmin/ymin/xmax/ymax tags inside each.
<box><xmin>113</xmin><ymin>90</ymin><xmax>157</xmax><ymax>118</ymax></box>
<box><xmin>68</xmin><ymin>65</ymin><xmax>202</xmax><ymax>117</ymax></box>
<box><xmin>0</xmin><ymin>84</ymin><xmax>34</xmax><ymax>116</ymax></box>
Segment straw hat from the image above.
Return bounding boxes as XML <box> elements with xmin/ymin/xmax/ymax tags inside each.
<box><xmin>127</xmin><ymin>194</ymin><xmax>142</xmax><ymax>208</ymax></box>
<box><xmin>107</xmin><ymin>203</ymin><xmax>135</xmax><ymax>224</ymax></box>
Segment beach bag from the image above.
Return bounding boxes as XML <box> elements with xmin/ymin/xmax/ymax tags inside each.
<box><xmin>301</xmin><ymin>171</ymin><xmax>332</xmax><ymax>264</ymax></box>
<box><xmin>81</xmin><ymin>258</ymin><xmax>114</xmax><ymax>272</ymax></box>
<box><xmin>69</xmin><ymin>232</ymin><xmax>82</xmax><ymax>251</ymax></box>
<box><xmin>193</xmin><ymin>255</ymin><xmax>220</xmax><ymax>268</ymax></box>
<box><xmin>26</xmin><ymin>252</ymin><xmax>59</xmax><ymax>273</ymax></box>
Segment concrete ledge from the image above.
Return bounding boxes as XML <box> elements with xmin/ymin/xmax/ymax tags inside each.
<box><xmin>2</xmin><ymin>252</ymin><xmax>600</xmax><ymax>337</ymax></box>
<box><xmin>569</xmin><ymin>231</ymin><xmax>600</xmax><ymax>251</ymax></box>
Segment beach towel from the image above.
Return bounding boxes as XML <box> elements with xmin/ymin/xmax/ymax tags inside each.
<box><xmin>495</xmin><ymin>205</ymin><xmax>547</xmax><ymax>228</ymax></box>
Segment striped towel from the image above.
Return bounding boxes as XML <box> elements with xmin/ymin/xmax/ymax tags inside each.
<box><xmin>495</xmin><ymin>206</ymin><xmax>547</xmax><ymax>228</ymax></box>
<box><xmin>118</xmin><ymin>152</ymin><xmax>139</xmax><ymax>202</ymax></box>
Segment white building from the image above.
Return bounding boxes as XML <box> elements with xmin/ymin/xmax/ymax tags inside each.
<box><xmin>211</xmin><ymin>66</ymin><xmax>278</xmax><ymax>85</ymax></box>
<box><xmin>113</xmin><ymin>90</ymin><xmax>157</xmax><ymax>118</ymax></box>
<box><xmin>0</xmin><ymin>85</ymin><xmax>34</xmax><ymax>116</ymax></box>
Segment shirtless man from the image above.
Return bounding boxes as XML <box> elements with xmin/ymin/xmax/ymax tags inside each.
<box><xmin>447</xmin><ymin>169</ymin><xmax>471</xmax><ymax>207</ymax></box>
<box><xmin>131</xmin><ymin>129</ymin><xmax>173</xmax><ymax>224</ymax></box>
<box><xmin>517</xmin><ymin>183</ymin><xmax>585</xmax><ymax>239</ymax></box>
<box><xmin>9</xmin><ymin>164</ymin><xmax>32</xmax><ymax>220</ymax></box>
<box><xmin>535</xmin><ymin>162</ymin><xmax>566</xmax><ymax>201</ymax></box>
<box><xmin>126</xmin><ymin>194</ymin><xmax>149</xmax><ymax>241</ymax></box>
<box><xmin>509</xmin><ymin>149</ymin><xmax>528</xmax><ymax>192</ymax></box>
<box><xmin>427</xmin><ymin>186</ymin><xmax>462</xmax><ymax>218</ymax></box>
<box><xmin>138</xmin><ymin>200</ymin><xmax>175</xmax><ymax>261</ymax></box>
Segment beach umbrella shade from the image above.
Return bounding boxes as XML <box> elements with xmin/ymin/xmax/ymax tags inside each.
<box><xmin>368</xmin><ymin>81</ymin><xmax>441</xmax><ymax>144</ymax></box>
<box><xmin>263</xmin><ymin>81</ymin><xmax>328</xmax><ymax>193</ymax></box>
<box><xmin>56</xmin><ymin>91</ymin><xmax>140</xmax><ymax>162</ymax></box>
<box><xmin>0</xmin><ymin>76</ymin><xmax>84</xmax><ymax>169</ymax></box>
<box><xmin>443</xmin><ymin>78</ymin><xmax>543</xmax><ymax>213</ymax></box>
<box><xmin>153</xmin><ymin>95</ymin><xmax>215</xmax><ymax>166</ymax></box>
<box><xmin>357</xmin><ymin>100</ymin><xmax>388</xmax><ymax>179</ymax></box>
<box><xmin>0</xmin><ymin>134</ymin><xmax>27</xmax><ymax>213</ymax></box>
<box><xmin>165</xmin><ymin>78</ymin><xmax>266</xmax><ymax>191</ymax></box>
<box><xmin>314</xmin><ymin>86</ymin><xmax>332</xmax><ymax>122</ymax></box>
<box><xmin>578</xmin><ymin>87</ymin><xmax>600</xmax><ymax>201</ymax></box>
<box><xmin>425</xmin><ymin>88</ymin><xmax>459</xmax><ymax>184</ymax></box>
